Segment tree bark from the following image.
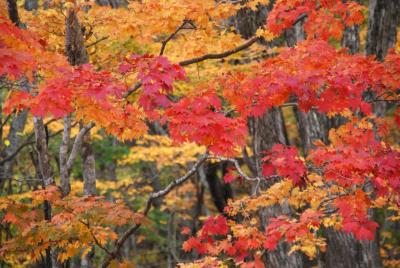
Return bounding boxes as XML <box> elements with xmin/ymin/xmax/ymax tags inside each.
<box><xmin>6</xmin><ymin>0</ymin><xmax>20</xmax><ymax>26</ymax></box>
<box><xmin>366</xmin><ymin>0</ymin><xmax>399</xmax><ymax>61</ymax></box>
<box><xmin>81</xmin><ymin>126</ymin><xmax>96</xmax><ymax>196</ymax></box>
<box><xmin>65</xmin><ymin>9</ymin><xmax>96</xmax><ymax>267</ymax></box>
<box><xmin>366</xmin><ymin>0</ymin><xmax>399</xmax><ymax>117</ymax></box>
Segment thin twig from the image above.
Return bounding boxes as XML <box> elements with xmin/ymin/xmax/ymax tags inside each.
<box><xmin>159</xmin><ymin>20</ymin><xmax>193</xmax><ymax>56</ymax></box>
<box><xmin>86</xmin><ymin>36</ymin><xmax>109</xmax><ymax>48</ymax></box>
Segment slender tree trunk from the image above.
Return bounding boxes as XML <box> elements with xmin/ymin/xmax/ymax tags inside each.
<box><xmin>65</xmin><ymin>9</ymin><xmax>96</xmax><ymax>267</ymax></box>
<box><xmin>81</xmin><ymin>126</ymin><xmax>96</xmax><ymax>196</ymax></box>
<box><xmin>33</xmin><ymin>117</ymin><xmax>55</xmax><ymax>267</ymax></box>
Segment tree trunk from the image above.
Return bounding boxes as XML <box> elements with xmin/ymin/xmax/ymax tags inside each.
<box><xmin>65</xmin><ymin>9</ymin><xmax>96</xmax><ymax>267</ymax></box>
<box><xmin>366</xmin><ymin>0</ymin><xmax>399</xmax><ymax>117</ymax></box>
<box><xmin>366</xmin><ymin>0</ymin><xmax>399</xmax><ymax>61</ymax></box>
<box><xmin>6</xmin><ymin>0</ymin><xmax>20</xmax><ymax>26</ymax></box>
<box><xmin>205</xmin><ymin>162</ymin><xmax>233</xmax><ymax>213</ymax></box>
<box><xmin>81</xmin><ymin>127</ymin><xmax>96</xmax><ymax>196</ymax></box>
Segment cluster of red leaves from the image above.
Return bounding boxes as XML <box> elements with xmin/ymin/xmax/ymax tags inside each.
<box><xmin>309</xmin><ymin>120</ymin><xmax>400</xmax><ymax>196</ymax></box>
<box><xmin>267</xmin><ymin>0</ymin><xmax>365</xmax><ymax>40</ymax></box>
<box><xmin>223</xmin><ymin>167</ymin><xmax>242</xmax><ymax>183</ymax></box>
<box><xmin>0</xmin><ymin>17</ymin><xmax>41</xmax><ymax>80</ymax></box>
<box><xmin>262</xmin><ymin>144</ymin><xmax>306</xmax><ymax>186</ymax></box>
<box><xmin>166</xmin><ymin>91</ymin><xmax>247</xmax><ymax>156</ymax></box>
<box><xmin>119</xmin><ymin>54</ymin><xmax>186</xmax><ymax>119</ymax></box>
<box><xmin>334</xmin><ymin>190</ymin><xmax>378</xmax><ymax>240</ymax></box>
<box><xmin>264</xmin><ymin>209</ymin><xmax>322</xmax><ymax>250</ymax></box>
<box><xmin>182</xmin><ymin>210</ymin><xmax>323</xmax><ymax>267</ymax></box>
<box><xmin>183</xmin><ymin>215</ymin><xmax>265</xmax><ymax>266</ymax></box>
<box><xmin>4</xmin><ymin>64</ymin><xmax>147</xmax><ymax>140</ymax></box>
<box><xmin>221</xmin><ymin>40</ymin><xmax>400</xmax><ymax>118</ymax></box>
<box><xmin>0</xmin><ymin>16</ymin><xmax>67</xmax><ymax>81</ymax></box>
<box><xmin>183</xmin><ymin>215</ymin><xmax>229</xmax><ymax>254</ymax></box>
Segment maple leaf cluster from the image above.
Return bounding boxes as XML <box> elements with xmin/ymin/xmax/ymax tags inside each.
<box><xmin>262</xmin><ymin>144</ymin><xmax>306</xmax><ymax>186</ymax></box>
<box><xmin>267</xmin><ymin>0</ymin><xmax>365</xmax><ymax>40</ymax></box>
<box><xmin>222</xmin><ymin>40</ymin><xmax>400</xmax><ymax>118</ymax></box>
<box><xmin>120</xmin><ymin>54</ymin><xmax>186</xmax><ymax>119</ymax></box>
<box><xmin>166</xmin><ymin>91</ymin><xmax>247</xmax><ymax>156</ymax></box>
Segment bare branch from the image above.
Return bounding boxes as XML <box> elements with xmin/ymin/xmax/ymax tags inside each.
<box><xmin>159</xmin><ymin>20</ymin><xmax>194</xmax><ymax>56</ymax></box>
<box><xmin>65</xmin><ymin>122</ymin><xmax>95</xmax><ymax>172</ymax></box>
<box><xmin>85</xmin><ymin>36</ymin><xmax>109</xmax><ymax>48</ymax></box>
<box><xmin>0</xmin><ymin>119</ymin><xmax>61</xmax><ymax>165</ymax></box>
<box><xmin>101</xmin><ymin>153</ymin><xmax>209</xmax><ymax>268</ymax></box>
<box><xmin>179</xmin><ymin>36</ymin><xmax>261</xmax><ymax>66</ymax></box>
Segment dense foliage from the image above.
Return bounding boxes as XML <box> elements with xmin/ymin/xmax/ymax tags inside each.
<box><xmin>0</xmin><ymin>0</ymin><xmax>399</xmax><ymax>267</ymax></box>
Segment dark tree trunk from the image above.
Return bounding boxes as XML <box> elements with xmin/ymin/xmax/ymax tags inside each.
<box><xmin>366</xmin><ymin>0</ymin><xmax>399</xmax><ymax>117</ymax></box>
<box><xmin>366</xmin><ymin>0</ymin><xmax>399</xmax><ymax>61</ymax></box>
<box><xmin>205</xmin><ymin>162</ymin><xmax>233</xmax><ymax>213</ymax></box>
<box><xmin>6</xmin><ymin>0</ymin><xmax>20</xmax><ymax>26</ymax></box>
<box><xmin>65</xmin><ymin>10</ymin><xmax>89</xmax><ymax>66</ymax></box>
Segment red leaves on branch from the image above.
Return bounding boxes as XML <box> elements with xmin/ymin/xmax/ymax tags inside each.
<box><xmin>200</xmin><ymin>215</ymin><xmax>229</xmax><ymax>238</ymax></box>
<box><xmin>182</xmin><ymin>215</ymin><xmax>228</xmax><ymax>254</ymax></box>
<box><xmin>3</xmin><ymin>91</ymin><xmax>31</xmax><ymax>114</ymax></box>
<box><xmin>262</xmin><ymin>144</ymin><xmax>306</xmax><ymax>186</ymax></box>
<box><xmin>334</xmin><ymin>190</ymin><xmax>378</xmax><ymax>240</ymax></box>
<box><xmin>0</xmin><ymin>17</ymin><xmax>41</xmax><ymax>80</ymax></box>
<box><xmin>264</xmin><ymin>209</ymin><xmax>322</xmax><ymax>250</ymax></box>
<box><xmin>308</xmin><ymin>121</ymin><xmax>400</xmax><ymax>196</ymax></box>
<box><xmin>166</xmin><ymin>91</ymin><xmax>247</xmax><ymax>156</ymax></box>
<box><xmin>221</xmin><ymin>40</ymin><xmax>400</xmax><ymax>118</ymax></box>
<box><xmin>120</xmin><ymin>54</ymin><xmax>186</xmax><ymax>118</ymax></box>
<box><xmin>267</xmin><ymin>0</ymin><xmax>365</xmax><ymax>40</ymax></box>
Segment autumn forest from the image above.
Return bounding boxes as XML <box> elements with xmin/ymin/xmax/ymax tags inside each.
<box><xmin>0</xmin><ymin>0</ymin><xmax>400</xmax><ymax>267</ymax></box>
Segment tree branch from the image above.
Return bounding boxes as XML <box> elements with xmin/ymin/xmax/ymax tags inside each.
<box><xmin>159</xmin><ymin>20</ymin><xmax>194</xmax><ymax>56</ymax></box>
<box><xmin>0</xmin><ymin>119</ymin><xmax>61</xmax><ymax>165</ymax></box>
<box><xmin>85</xmin><ymin>36</ymin><xmax>109</xmax><ymax>48</ymax></box>
<box><xmin>178</xmin><ymin>36</ymin><xmax>261</xmax><ymax>66</ymax></box>
<box><xmin>65</xmin><ymin>122</ymin><xmax>95</xmax><ymax>172</ymax></box>
<box><xmin>101</xmin><ymin>153</ymin><xmax>209</xmax><ymax>268</ymax></box>
<box><xmin>123</xmin><ymin>36</ymin><xmax>261</xmax><ymax>98</ymax></box>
